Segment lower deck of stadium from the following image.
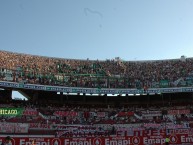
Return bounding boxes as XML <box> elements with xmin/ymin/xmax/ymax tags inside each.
<box><xmin>0</xmin><ymin>87</ymin><xmax>193</xmax><ymax>145</ymax></box>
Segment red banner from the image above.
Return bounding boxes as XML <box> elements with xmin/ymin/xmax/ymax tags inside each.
<box><xmin>54</xmin><ymin>111</ymin><xmax>78</xmax><ymax>117</ymax></box>
<box><xmin>118</xmin><ymin>112</ymin><xmax>134</xmax><ymax>117</ymax></box>
<box><xmin>1</xmin><ymin>135</ymin><xmax>193</xmax><ymax>145</ymax></box>
<box><xmin>23</xmin><ymin>109</ymin><xmax>38</xmax><ymax>116</ymax></box>
<box><xmin>168</xmin><ymin>109</ymin><xmax>190</xmax><ymax>115</ymax></box>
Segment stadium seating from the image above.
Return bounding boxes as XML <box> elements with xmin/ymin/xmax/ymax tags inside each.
<box><xmin>0</xmin><ymin>50</ymin><xmax>193</xmax><ymax>136</ymax></box>
<box><xmin>0</xmin><ymin>50</ymin><xmax>193</xmax><ymax>88</ymax></box>
<box><xmin>0</xmin><ymin>101</ymin><xmax>192</xmax><ymax>133</ymax></box>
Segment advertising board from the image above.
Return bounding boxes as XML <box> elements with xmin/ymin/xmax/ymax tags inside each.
<box><xmin>1</xmin><ymin>134</ymin><xmax>193</xmax><ymax>145</ymax></box>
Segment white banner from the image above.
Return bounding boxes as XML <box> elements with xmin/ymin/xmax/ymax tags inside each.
<box><xmin>141</xmin><ymin>111</ymin><xmax>162</xmax><ymax>117</ymax></box>
<box><xmin>0</xmin><ymin>123</ymin><xmax>28</xmax><ymax>133</ymax></box>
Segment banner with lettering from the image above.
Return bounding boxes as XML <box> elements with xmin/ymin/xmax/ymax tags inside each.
<box><xmin>0</xmin><ymin>108</ymin><xmax>24</xmax><ymax>116</ymax></box>
<box><xmin>14</xmin><ymin>123</ymin><xmax>29</xmax><ymax>133</ymax></box>
<box><xmin>53</xmin><ymin>111</ymin><xmax>78</xmax><ymax>117</ymax></box>
<box><xmin>168</xmin><ymin>109</ymin><xmax>190</xmax><ymax>115</ymax></box>
<box><xmin>141</xmin><ymin>111</ymin><xmax>162</xmax><ymax>117</ymax></box>
<box><xmin>1</xmin><ymin>80</ymin><xmax>193</xmax><ymax>94</ymax></box>
<box><xmin>118</xmin><ymin>112</ymin><xmax>134</xmax><ymax>117</ymax></box>
<box><xmin>23</xmin><ymin>109</ymin><xmax>38</xmax><ymax>116</ymax></box>
<box><xmin>1</xmin><ymin>134</ymin><xmax>193</xmax><ymax>145</ymax></box>
<box><xmin>0</xmin><ymin>123</ymin><xmax>28</xmax><ymax>133</ymax></box>
<box><xmin>0</xmin><ymin>123</ymin><xmax>14</xmax><ymax>133</ymax></box>
<box><xmin>160</xmin><ymin>80</ymin><xmax>169</xmax><ymax>87</ymax></box>
<box><xmin>29</xmin><ymin>123</ymin><xmax>51</xmax><ymax>129</ymax></box>
<box><xmin>52</xmin><ymin>124</ymin><xmax>96</xmax><ymax>131</ymax></box>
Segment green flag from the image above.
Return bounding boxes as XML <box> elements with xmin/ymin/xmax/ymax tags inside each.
<box><xmin>160</xmin><ymin>80</ymin><xmax>169</xmax><ymax>87</ymax></box>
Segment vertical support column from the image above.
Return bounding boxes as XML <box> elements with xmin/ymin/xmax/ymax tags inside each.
<box><xmin>162</xmin><ymin>93</ymin><xmax>164</xmax><ymax>107</ymax></box>
<box><xmin>83</xmin><ymin>93</ymin><xmax>86</xmax><ymax>103</ymax></box>
<box><xmin>105</xmin><ymin>95</ymin><xmax>108</xmax><ymax>104</ymax></box>
<box><xmin>191</xmin><ymin>93</ymin><xmax>193</xmax><ymax>105</ymax></box>
<box><xmin>126</xmin><ymin>94</ymin><xmax>129</xmax><ymax>103</ymax></box>
<box><xmin>147</xmin><ymin>94</ymin><xmax>149</xmax><ymax>108</ymax></box>
<box><xmin>60</xmin><ymin>92</ymin><xmax>63</xmax><ymax>103</ymax></box>
<box><xmin>33</xmin><ymin>91</ymin><xmax>39</xmax><ymax>103</ymax></box>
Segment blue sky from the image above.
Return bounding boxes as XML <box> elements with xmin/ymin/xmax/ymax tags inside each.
<box><xmin>0</xmin><ymin>0</ymin><xmax>193</xmax><ymax>60</ymax></box>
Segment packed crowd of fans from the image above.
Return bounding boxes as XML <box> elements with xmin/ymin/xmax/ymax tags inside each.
<box><xmin>1</xmin><ymin>50</ymin><xmax>193</xmax><ymax>136</ymax></box>
<box><xmin>0</xmin><ymin>50</ymin><xmax>193</xmax><ymax>89</ymax></box>
<box><xmin>1</xmin><ymin>101</ymin><xmax>193</xmax><ymax>127</ymax></box>
<box><xmin>0</xmin><ymin>99</ymin><xmax>193</xmax><ymax>136</ymax></box>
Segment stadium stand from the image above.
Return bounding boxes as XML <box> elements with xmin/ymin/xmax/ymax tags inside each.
<box><xmin>0</xmin><ymin>50</ymin><xmax>193</xmax><ymax>145</ymax></box>
<box><xmin>0</xmin><ymin>50</ymin><xmax>193</xmax><ymax>88</ymax></box>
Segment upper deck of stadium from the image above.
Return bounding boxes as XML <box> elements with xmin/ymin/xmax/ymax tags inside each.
<box><xmin>0</xmin><ymin>50</ymin><xmax>193</xmax><ymax>89</ymax></box>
